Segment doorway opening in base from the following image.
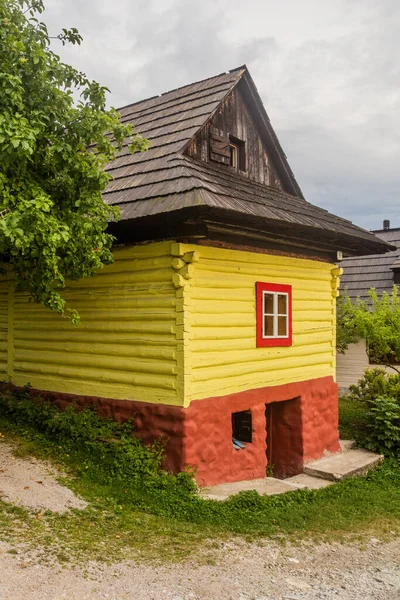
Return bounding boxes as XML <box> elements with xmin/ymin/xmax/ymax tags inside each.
<box><xmin>265</xmin><ymin>397</ymin><xmax>303</xmax><ymax>479</ymax></box>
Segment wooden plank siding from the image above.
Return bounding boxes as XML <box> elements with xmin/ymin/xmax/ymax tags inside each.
<box><xmin>336</xmin><ymin>341</ymin><xmax>369</xmax><ymax>390</ymax></box>
<box><xmin>185</xmin><ymin>83</ymin><xmax>284</xmax><ymax>190</ymax></box>
<box><xmin>0</xmin><ymin>242</ymin><xmax>184</xmax><ymax>406</ymax></box>
<box><xmin>173</xmin><ymin>243</ymin><xmax>338</xmax><ymax>405</ymax></box>
<box><xmin>336</xmin><ymin>340</ymin><xmax>400</xmax><ymax>389</ymax></box>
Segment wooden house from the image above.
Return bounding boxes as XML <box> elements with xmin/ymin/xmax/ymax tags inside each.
<box><xmin>337</xmin><ymin>220</ymin><xmax>399</xmax><ymax>389</ymax></box>
<box><xmin>0</xmin><ymin>67</ymin><xmax>392</xmax><ymax>486</ymax></box>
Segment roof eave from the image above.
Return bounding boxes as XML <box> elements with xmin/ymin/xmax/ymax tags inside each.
<box><xmin>109</xmin><ymin>204</ymin><xmax>394</xmax><ymax>260</ymax></box>
<box><xmin>200</xmin><ymin>206</ymin><xmax>395</xmax><ymax>257</ymax></box>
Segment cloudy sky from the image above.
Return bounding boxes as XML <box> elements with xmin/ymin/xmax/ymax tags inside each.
<box><xmin>43</xmin><ymin>0</ymin><xmax>399</xmax><ymax>231</ymax></box>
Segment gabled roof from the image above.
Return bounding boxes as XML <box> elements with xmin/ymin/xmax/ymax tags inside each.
<box><xmin>105</xmin><ymin>66</ymin><xmax>392</xmax><ymax>258</ymax></box>
<box><xmin>341</xmin><ymin>228</ymin><xmax>400</xmax><ymax>299</ymax></box>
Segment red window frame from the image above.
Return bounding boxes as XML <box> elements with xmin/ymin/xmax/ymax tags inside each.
<box><xmin>256</xmin><ymin>282</ymin><xmax>292</xmax><ymax>347</ymax></box>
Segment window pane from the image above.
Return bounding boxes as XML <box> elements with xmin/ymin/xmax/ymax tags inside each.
<box><xmin>278</xmin><ymin>316</ymin><xmax>287</xmax><ymax>337</ymax></box>
<box><xmin>230</xmin><ymin>144</ymin><xmax>238</xmax><ymax>168</ymax></box>
<box><xmin>277</xmin><ymin>294</ymin><xmax>287</xmax><ymax>315</ymax></box>
<box><xmin>264</xmin><ymin>315</ymin><xmax>274</xmax><ymax>337</ymax></box>
<box><xmin>263</xmin><ymin>293</ymin><xmax>274</xmax><ymax>315</ymax></box>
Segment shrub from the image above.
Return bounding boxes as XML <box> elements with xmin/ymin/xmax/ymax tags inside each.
<box><xmin>337</xmin><ymin>286</ymin><xmax>400</xmax><ymax>363</ymax></box>
<box><xmin>347</xmin><ymin>368</ymin><xmax>400</xmax><ymax>405</ymax></box>
<box><xmin>345</xmin><ymin>370</ymin><xmax>400</xmax><ymax>456</ymax></box>
<box><xmin>0</xmin><ymin>389</ymin><xmax>196</xmax><ymax>495</ymax></box>
<box><xmin>363</xmin><ymin>396</ymin><xmax>400</xmax><ymax>456</ymax></box>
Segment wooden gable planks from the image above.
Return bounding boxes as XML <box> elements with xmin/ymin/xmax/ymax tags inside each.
<box><xmin>185</xmin><ymin>84</ymin><xmax>287</xmax><ymax>190</ymax></box>
<box><xmin>209</xmin><ymin>127</ymin><xmax>230</xmax><ymax>164</ymax></box>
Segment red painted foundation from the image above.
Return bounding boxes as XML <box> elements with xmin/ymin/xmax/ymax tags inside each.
<box><xmin>2</xmin><ymin>375</ymin><xmax>340</xmax><ymax>487</ymax></box>
<box><xmin>184</xmin><ymin>376</ymin><xmax>340</xmax><ymax>486</ymax></box>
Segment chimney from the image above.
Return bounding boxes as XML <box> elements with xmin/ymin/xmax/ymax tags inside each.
<box><xmin>383</xmin><ymin>219</ymin><xmax>390</xmax><ymax>230</ymax></box>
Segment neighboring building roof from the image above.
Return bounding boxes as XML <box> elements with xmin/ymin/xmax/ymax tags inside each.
<box><xmin>340</xmin><ymin>227</ymin><xmax>400</xmax><ymax>299</ymax></box>
<box><xmin>105</xmin><ymin>66</ymin><xmax>392</xmax><ymax>258</ymax></box>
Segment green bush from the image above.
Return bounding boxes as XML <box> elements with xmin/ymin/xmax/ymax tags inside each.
<box><xmin>345</xmin><ymin>369</ymin><xmax>400</xmax><ymax>456</ymax></box>
<box><xmin>364</xmin><ymin>396</ymin><xmax>400</xmax><ymax>456</ymax></box>
<box><xmin>347</xmin><ymin>368</ymin><xmax>400</xmax><ymax>405</ymax></box>
<box><xmin>337</xmin><ymin>287</ymin><xmax>400</xmax><ymax>362</ymax></box>
<box><xmin>0</xmin><ymin>389</ymin><xmax>197</xmax><ymax>495</ymax></box>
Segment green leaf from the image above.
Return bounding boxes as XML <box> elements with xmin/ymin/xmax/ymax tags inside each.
<box><xmin>0</xmin><ymin>0</ymin><xmax>147</xmax><ymax>322</ymax></box>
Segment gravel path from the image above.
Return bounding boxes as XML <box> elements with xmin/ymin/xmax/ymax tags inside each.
<box><xmin>0</xmin><ymin>442</ymin><xmax>87</xmax><ymax>513</ymax></box>
<box><xmin>0</xmin><ymin>441</ymin><xmax>399</xmax><ymax>599</ymax></box>
<box><xmin>0</xmin><ymin>536</ymin><xmax>398</xmax><ymax>600</ymax></box>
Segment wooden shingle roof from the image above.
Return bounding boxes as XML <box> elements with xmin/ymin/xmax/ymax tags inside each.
<box><xmin>341</xmin><ymin>228</ymin><xmax>400</xmax><ymax>299</ymax></box>
<box><xmin>105</xmin><ymin>67</ymin><xmax>392</xmax><ymax>258</ymax></box>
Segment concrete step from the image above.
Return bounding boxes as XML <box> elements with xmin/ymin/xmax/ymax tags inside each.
<box><xmin>285</xmin><ymin>473</ymin><xmax>333</xmax><ymax>490</ymax></box>
<box><xmin>340</xmin><ymin>439</ymin><xmax>356</xmax><ymax>452</ymax></box>
<box><xmin>304</xmin><ymin>448</ymin><xmax>384</xmax><ymax>481</ymax></box>
<box><xmin>200</xmin><ymin>477</ymin><xmax>303</xmax><ymax>501</ymax></box>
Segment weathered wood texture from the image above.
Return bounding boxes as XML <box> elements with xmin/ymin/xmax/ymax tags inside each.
<box><xmin>185</xmin><ymin>84</ymin><xmax>283</xmax><ymax>189</ymax></box>
<box><xmin>336</xmin><ymin>341</ymin><xmax>369</xmax><ymax>389</ymax></box>
<box><xmin>209</xmin><ymin>126</ymin><xmax>230</xmax><ymax>164</ymax></box>
<box><xmin>336</xmin><ymin>339</ymin><xmax>400</xmax><ymax>389</ymax></box>
<box><xmin>171</xmin><ymin>243</ymin><xmax>338</xmax><ymax>404</ymax></box>
<box><xmin>0</xmin><ymin>242</ymin><xmax>185</xmax><ymax>406</ymax></box>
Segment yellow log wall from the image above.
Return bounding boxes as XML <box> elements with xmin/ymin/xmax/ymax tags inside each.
<box><xmin>0</xmin><ymin>241</ymin><xmax>184</xmax><ymax>406</ymax></box>
<box><xmin>0</xmin><ymin>275</ymin><xmax>12</xmax><ymax>377</ymax></box>
<box><xmin>170</xmin><ymin>243</ymin><xmax>340</xmax><ymax>405</ymax></box>
<box><xmin>0</xmin><ymin>241</ymin><xmax>340</xmax><ymax>409</ymax></box>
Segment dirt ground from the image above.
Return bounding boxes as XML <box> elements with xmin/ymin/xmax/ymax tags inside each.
<box><xmin>0</xmin><ymin>536</ymin><xmax>399</xmax><ymax>600</ymax></box>
<box><xmin>0</xmin><ymin>441</ymin><xmax>399</xmax><ymax>600</ymax></box>
<box><xmin>0</xmin><ymin>442</ymin><xmax>87</xmax><ymax>513</ymax></box>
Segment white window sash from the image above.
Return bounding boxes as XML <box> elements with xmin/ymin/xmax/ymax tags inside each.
<box><xmin>262</xmin><ymin>291</ymin><xmax>288</xmax><ymax>339</ymax></box>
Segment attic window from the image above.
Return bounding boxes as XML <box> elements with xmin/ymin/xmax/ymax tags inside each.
<box><xmin>229</xmin><ymin>143</ymin><xmax>238</xmax><ymax>168</ymax></box>
<box><xmin>209</xmin><ymin>127</ymin><xmax>246</xmax><ymax>171</ymax></box>
<box><xmin>229</xmin><ymin>136</ymin><xmax>245</xmax><ymax>171</ymax></box>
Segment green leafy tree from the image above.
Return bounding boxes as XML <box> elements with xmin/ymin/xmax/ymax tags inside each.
<box><xmin>337</xmin><ymin>286</ymin><xmax>400</xmax><ymax>365</ymax></box>
<box><xmin>336</xmin><ymin>292</ymin><xmax>362</xmax><ymax>354</ymax></box>
<box><xmin>0</xmin><ymin>0</ymin><xmax>148</xmax><ymax>323</ymax></box>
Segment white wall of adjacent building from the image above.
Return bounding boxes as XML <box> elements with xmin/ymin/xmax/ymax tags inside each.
<box><xmin>337</xmin><ymin>339</ymin><xmax>400</xmax><ymax>390</ymax></box>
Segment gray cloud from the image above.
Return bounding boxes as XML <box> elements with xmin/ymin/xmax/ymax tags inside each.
<box><xmin>43</xmin><ymin>0</ymin><xmax>400</xmax><ymax>231</ymax></box>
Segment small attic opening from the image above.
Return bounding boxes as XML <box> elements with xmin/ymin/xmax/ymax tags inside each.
<box><xmin>209</xmin><ymin>126</ymin><xmax>246</xmax><ymax>171</ymax></box>
<box><xmin>229</xmin><ymin>143</ymin><xmax>238</xmax><ymax>168</ymax></box>
<box><xmin>232</xmin><ymin>410</ymin><xmax>252</xmax><ymax>443</ymax></box>
<box><xmin>229</xmin><ymin>135</ymin><xmax>246</xmax><ymax>171</ymax></box>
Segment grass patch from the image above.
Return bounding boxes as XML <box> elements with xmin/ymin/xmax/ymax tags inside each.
<box><xmin>0</xmin><ymin>392</ymin><xmax>399</xmax><ymax>566</ymax></box>
<box><xmin>0</xmin><ymin>495</ymin><xmax>216</xmax><ymax>566</ymax></box>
